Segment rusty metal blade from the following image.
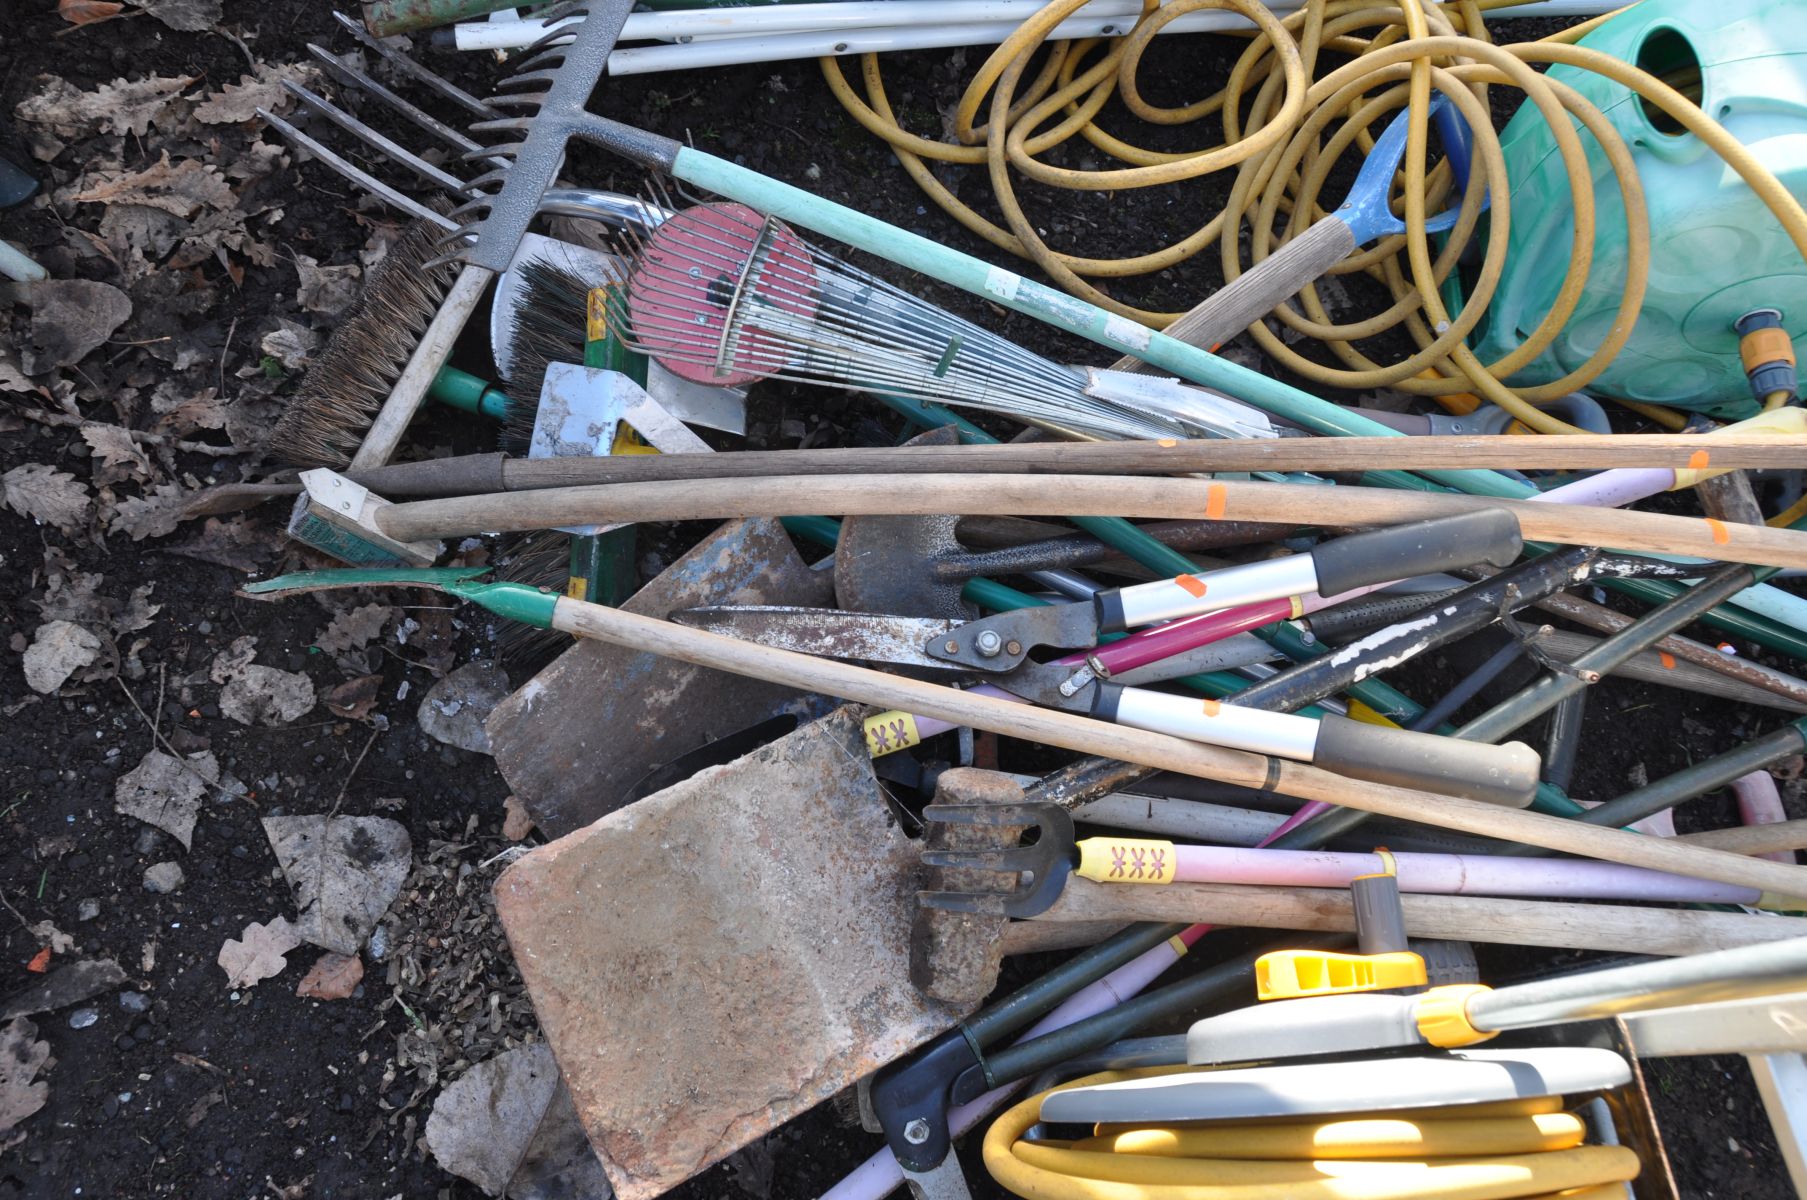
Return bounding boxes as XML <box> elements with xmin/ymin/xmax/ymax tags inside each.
<box><xmin>670</xmin><ymin>605</ymin><xmax>962</xmax><ymax>670</ymax></box>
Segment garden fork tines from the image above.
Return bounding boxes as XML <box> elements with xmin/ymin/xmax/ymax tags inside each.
<box><xmin>919</xmin><ymin>801</ymin><xmax>1076</xmax><ymax>919</ymax></box>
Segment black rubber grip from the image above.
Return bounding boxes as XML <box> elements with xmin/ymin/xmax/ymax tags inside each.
<box><xmin>1090</xmin><ymin>685</ymin><xmax>1123</xmax><ymax>723</ymax></box>
<box><xmin>1310</xmin><ymin>510</ymin><xmax>1522</xmax><ymax>599</ymax></box>
<box><xmin>1095</xmin><ymin>589</ymin><xmax>1128</xmax><ymax>636</ymax></box>
<box><xmin>1312</xmin><ymin>714</ymin><xmax>1540</xmax><ymax>808</ymax></box>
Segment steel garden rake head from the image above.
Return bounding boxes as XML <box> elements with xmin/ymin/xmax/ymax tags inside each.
<box><xmin>919</xmin><ymin>801</ymin><xmax>1077</xmax><ymax>919</ymax></box>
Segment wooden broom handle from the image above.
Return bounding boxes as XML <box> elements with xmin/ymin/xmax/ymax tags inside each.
<box><xmin>1032</xmin><ymin>879</ymin><xmax>1796</xmax><ymax>958</ymax></box>
<box><xmin>1678</xmin><ymin>820</ymin><xmax>1807</xmax><ymax>857</ymax></box>
<box><xmin>383</xmin><ymin>474</ymin><xmax>1807</xmax><ymax>570</ymax></box>
<box><xmin>380</xmin><ymin>433</ymin><xmax>1807</xmax><ymax>489</ymax></box>
<box><xmin>544</xmin><ymin>595</ymin><xmax>1807</xmax><ymax>900</ymax></box>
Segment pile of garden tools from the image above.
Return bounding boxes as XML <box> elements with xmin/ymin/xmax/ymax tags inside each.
<box><xmin>239</xmin><ymin>0</ymin><xmax>1807</xmax><ymax>1197</ymax></box>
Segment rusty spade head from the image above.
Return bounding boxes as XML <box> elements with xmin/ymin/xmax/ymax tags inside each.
<box><xmin>834</xmin><ymin>426</ymin><xmax>976</xmax><ymax>620</ymax></box>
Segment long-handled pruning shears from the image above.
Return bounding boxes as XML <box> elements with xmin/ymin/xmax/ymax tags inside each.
<box><xmin>676</xmin><ymin>510</ymin><xmax>1543</xmax><ymax>806</ymax></box>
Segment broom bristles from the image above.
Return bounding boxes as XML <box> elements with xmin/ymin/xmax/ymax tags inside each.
<box><xmin>270</xmin><ymin>220</ymin><xmax>460</xmax><ymax>469</ymax></box>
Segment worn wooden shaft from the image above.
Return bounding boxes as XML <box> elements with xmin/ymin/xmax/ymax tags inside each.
<box><xmin>349</xmin><ymin>434</ymin><xmax>1807</xmax><ymax>495</ymax></box>
<box><xmin>1678</xmin><ymin>821</ymin><xmax>1807</xmax><ymax>857</ymax></box>
<box><xmin>545</xmin><ymin>595</ymin><xmax>1807</xmax><ymax>899</ymax></box>
<box><xmin>1034</xmin><ymin>879</ymin><xmax>1798</xmax><ymax>957</ymax></box>
<box><xmin>380</xmin><ymin>474</ymin><xmax>1807</xmax><ymax>569</ymax></box>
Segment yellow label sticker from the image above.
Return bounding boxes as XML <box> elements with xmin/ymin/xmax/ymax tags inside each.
<box><xmin>586</xmin><ymin>288</ymin><xmax>609</xmax><ymax>344</ymax></box>
<box><xmin>1158</xmin><ymin>438</ymin><xmax>1178</xmax><ymax>448</ymax></box>
<box><xmin>863</xmin><ymin>711</ymin><xmax>920</xmax><ymax>757</ymax></box>
<box><xmin>566</xmin><ymin>576</ymin><xmax>588</xmax><ymax>602</ymax></box>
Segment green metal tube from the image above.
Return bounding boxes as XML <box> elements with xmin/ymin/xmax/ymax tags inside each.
<box><xmin>1454</xmin><ymin>562</ymin><xmax>1762</xmax><ymax>745</ymax></box>
<box><xmin>1566</xmin><ymin>717</ymin><xmax>1807</xmax><ymax>834</ymax></box>
<box><xmin>965</xmin><ymin>921</ymin><xmax>1187</xmax><ymax>1047</ymax></box>
<box><xmin>360</xmin><ymin>0</ymin><xmax>516</xmax><ymax>38</ymax></box>
<box><xmin>428</xmin><ymin>365</ymin><xmax>510</xmax><ymax>422</ymax></box>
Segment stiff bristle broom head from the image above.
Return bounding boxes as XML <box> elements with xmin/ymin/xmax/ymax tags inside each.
<box><xmin>497</xmin><ymin>257</ymin><xmax>598</xmax><ymax>454</ymax></box>
<box><xmin>270</xmin><ymin>220</ymin><xmax>460</xmax><ymax>469</ymax></box>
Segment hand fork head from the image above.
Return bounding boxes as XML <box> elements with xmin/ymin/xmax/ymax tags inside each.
<box><xmin>917</xmin><ymin>801</ymin><xmax>1076</xmax><ymax>918</ymax></box>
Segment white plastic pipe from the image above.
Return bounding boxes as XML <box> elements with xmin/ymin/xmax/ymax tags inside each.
<box><xmin>455</xmin><ymin>0</ymin><xmax>1626</xmax><ymax>55</ymax></box>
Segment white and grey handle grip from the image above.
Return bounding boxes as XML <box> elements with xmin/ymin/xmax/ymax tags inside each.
<box><xmin>1159</xmin><ymin>217</ymin><xmax>1360</xmax><ymax>357</ymax></box>
<box><xmin>1097</xmin><ymin>689</ymin><xmax>1540</xmax><ymax>809</ymax></box>
<box><xmin>1096</xmin><ymin>509</ymin><xmax>1523</xmax><ymax>633</ymax></box>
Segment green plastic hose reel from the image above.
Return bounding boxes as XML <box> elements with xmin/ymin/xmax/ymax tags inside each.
<box><xmin>1469</xmin><ymin>0</ymin><xmax>1807</xmax><ymax>417</ymax></box>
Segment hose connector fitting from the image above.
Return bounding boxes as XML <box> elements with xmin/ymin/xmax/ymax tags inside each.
<box><xmin>1735</xmin><ymin>309</ymin><xmax>1797</xmax><ymax>405</ymax></box>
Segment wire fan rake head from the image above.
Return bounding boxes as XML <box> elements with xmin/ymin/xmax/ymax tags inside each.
<box><xmin>612</xmin><ymin>201</ymin><xmax>1204</xmax><ymax>441</ymax></box>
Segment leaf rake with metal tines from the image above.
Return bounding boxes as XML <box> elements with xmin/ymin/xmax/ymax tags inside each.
<box><xmin>918</xmin><ymin>802</ymin><xmax>1077</xmax><ymax>919</ymax></box>
<box><xmin>604</xmin><ymin>200</ymin><xmax>1280</xmax><ymax>444</ymax></box>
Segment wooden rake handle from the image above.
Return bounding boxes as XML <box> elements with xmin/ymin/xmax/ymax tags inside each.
<box><xmin>379</xmin><ymin>474</ymin><xmax>1807</xmax><ymax>570</ymax></box>
<box><xmin>1033</xmin><ymin>879</ymin><xmax>1797</xmax><ymax>958</ymax></box>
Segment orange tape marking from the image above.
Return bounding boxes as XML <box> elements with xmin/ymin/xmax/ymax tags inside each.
<box><xmin>1158</xmin><ymin>438</ymin><xmax>1178</xmax><ymax>448</ymax></box>
<box><xmin>1687</xmin><ymin>450</ymin><xmax>1710</xmax><ymax>471</ymax></box>
<box><xmin>1200</xmin><ymin>699</ymin><xmax>1221</xmax><ymax>717</ymax></box>
<box><xmin>1705</xmin><ymin>518</ymin><xmax>1732</xmax><ymax>545</ymax></box>
<box><xmin>1205</xmin><ymin>482</ymin><xmax>1228</xmax><ymax>519</ymax></box>
<box><xmin>1174</xmin><ymin>574</ymin><xmax>1208</xmax><ymax>598</ymax></box>
<box><xmin>1659</xmin><ymin>651</ymin><xmax>1676</xmax><ymax>670</ymax></box>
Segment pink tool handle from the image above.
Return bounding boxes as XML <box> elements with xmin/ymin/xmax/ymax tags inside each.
<box><xmin>1731</xmin><ymin>770</ymin><xmax>1794</xmax><ymax>864</ymax></box>
<box><xmin>1165</xmin><ymin>844</ymin><xmax>1762</xmax><ymax>905</ymax></box>
<box><xmin>896</xmin><ymin>585</ymin><xmax>1387</xmax><ymax>748</ymax></box>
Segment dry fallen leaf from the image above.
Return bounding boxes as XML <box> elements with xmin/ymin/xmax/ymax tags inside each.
<box><xmin>164</xmin><ymin>516</ymin><xmax>280</xmax><ymax>573</ymax></box>
<box><xmin>80</xmin><ymin>425</ymin><xmax>154</xmax><ymax>486</ymax></box>
<box><xmin>322</xmin><ymin>674</ymin><xmax>381</xmax><ymax>721</ymax></box>
<box><xmin>21</xmin><ymin>621</ymin><xmax>102</xmax><ymax>695</ymax></box>
<box><xmin>109</xmin><ymin>482</ymin><xmax>190</xmax><ymax>542</ymax></box>
<box><xmin>218</xmin><ymin>917</ymin><xmax>300</xmax><ymax>989</ymax></box>
<box><xmin>13</xmin><ymin>73</ymin><xmax>196</xmax><ymax>139</ymax></box>
<box><xmin>0</xmin><ymin>1018</ymin><xmax>51</xmax><ymax>1150</ymax></box>
<box><xmin>193</xmin><ymin>62</ymin><xmax>316</xmax><ymax>125</ymax></box>
<box><xmin>22</xmin><ymin>279</ymin><xmax>132</xmax><ymax>374</ymax></box>
<box><xmin>136</xmin><ymin>0</ymin><xmax>222</xmax><ymax>32</ymax></box>
<box><xmin>259</xmin><ymin>319</ymin><xmax>316</xmax><ymax>370</ymax></box>
<box><xmin>263</xmin><ymin>815</ymin><xmax>412</xmax><ymax>956</ymax></box>
<box><xmin>315</xmin><ymin>603</ymin><xmax>394</xmax><ymax>661</ymax></box>
<box><xmin>293</xmin><ymin>255</ymin><xmax>361</xmax><ymax>317</ymax></box>
<box><xmin>69</xmin><ymin>153</ymin><xmax>235</xmax><ymax>220</ymax></box>
<box><xmin>58</xmin><ymin>0</ymin><xmax>124</xmax><ymax>24</ymax></box>
<box><xmin>502</xmin><ymin>795</ymin><xmax>535</xmax><ymax>842</ymax></box>
<box><xmin>114</xmin><ymin>748</ymin><xmax>218</xmax><ymax>849</ymax></box>
<box><xmin>3</xmin><ymin>464</ymin><xmax>92</xmax><ymax>536</ymax></box>
<box><xmin>210</xmin><ymin>636</ymin><xmax>316</xmax><ymax>727</ymax></box>
<box><xmin>295</xmin><ymin>951</ymin><xmax>364</xmax><ymax>1001</ymax></box>
<box><xmin>425</xmin><ymin>1044</ymin><xmax>562</xmax><ymax>1197</ymax></box>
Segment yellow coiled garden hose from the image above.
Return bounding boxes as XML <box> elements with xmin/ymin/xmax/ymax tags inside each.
<box><xmin>822</xmin><ymin>0</ymin><xmax>1807</xmax><ymax>435</ymax></box>
<box><xmin>980</xmin><ymin>1069</ymin><xmax>1640</xmax><ymax>1199</ymax></box>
